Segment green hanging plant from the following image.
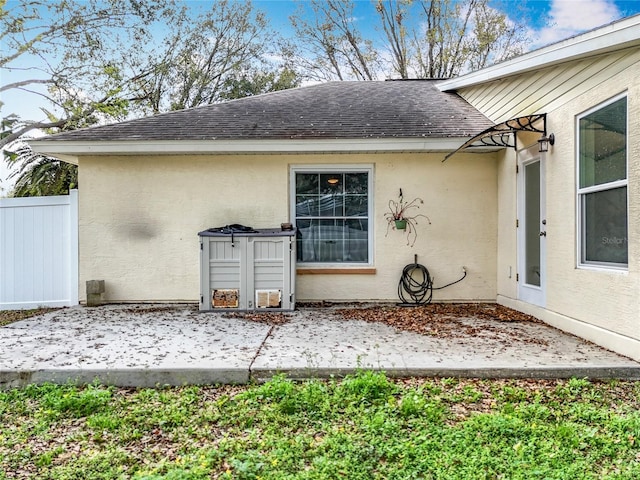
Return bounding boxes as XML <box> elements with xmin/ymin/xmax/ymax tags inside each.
<box><xmin>384</xmin><ymin>189</ymin><xmax>431</xmax><ymax>247</ymax></box>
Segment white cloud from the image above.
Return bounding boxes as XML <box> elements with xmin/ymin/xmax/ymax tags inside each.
<box><xmin>535</xmin><ymin>0</ymin><xmax>620</xmax><ymax>46</ymax></box>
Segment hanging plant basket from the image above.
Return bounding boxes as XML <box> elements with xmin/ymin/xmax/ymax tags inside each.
<box><xmin>384</xmin><ymin>189</ymin><xmax>431</xmax><ymax>247</ymax></box>
<box><xmin>394</xmin><ymin>219</ymin><xmax>407</xmax><ymax>230</ymax></box>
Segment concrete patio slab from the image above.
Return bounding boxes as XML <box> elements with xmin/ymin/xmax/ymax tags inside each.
<box><xmin>0</xmin><ymin>305</ymin><xmax>269</xmax><ymax>388</ymax></box>
<box><xmin>251</xmin><ymin>310</ymin><xmax>640</xmax><ymax>381</ymax></box>
<box><xmin>1</xmin><ymin>304</ymin><xmax>639</xmax><ymax>389</ymax></box>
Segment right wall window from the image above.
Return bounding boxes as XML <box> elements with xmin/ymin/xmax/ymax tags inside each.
<box><xmin>578</xmin><ymin>94</ymin><xmax>628</xmax><ymax>268</ymax></box>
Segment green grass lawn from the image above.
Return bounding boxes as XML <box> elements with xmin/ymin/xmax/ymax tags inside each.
<box><xmin>1</xmin><ymin>372</ymin><xmax>639</xmax><ymax>479</ymax></box>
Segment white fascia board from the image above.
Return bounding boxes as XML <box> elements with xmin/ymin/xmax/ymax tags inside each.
<box><xmin>29</xmin><ymin>137</ymin><xmax>493</xmax><ymax>157</ymax></box>
<box><xmin>438</xmin><ymin>16</ymin><xmax>640</xmax><ymax>91</ymax></box>
<box><xmin>47</xmin><ymin>153</ymin><xmax>80</xmax><ymax>165</ymax></box>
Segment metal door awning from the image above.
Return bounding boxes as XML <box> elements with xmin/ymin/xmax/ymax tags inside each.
<box><xmin>443</xmin><ymin>114</ymin><xmax>547</xmax><ymax>161</ymax></box>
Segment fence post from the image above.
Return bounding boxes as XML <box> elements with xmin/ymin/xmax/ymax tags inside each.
<box><xmin>69</xmin><ymin>189</ymin><xmax>79</xmax><ymax>306</ymax></box>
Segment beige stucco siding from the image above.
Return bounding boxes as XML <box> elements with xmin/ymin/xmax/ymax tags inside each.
<box><xmin>495</xmin><ymin>149</ymin><xmax>518</xmax><ymax>300</ymax></box>
<box><xmin>490</xmin><ymin>57</ymin><xmax>640</xmax><ymax>346</ymax></box>
<box><xmin>77</xmin><ymin>152</ymin><xmax>498</xmax><ymax>303</ymax></box>
<box><xmin>544</xmin><ymin>64</ymin><xmax>640</xmax><ymax>341</ymax></box>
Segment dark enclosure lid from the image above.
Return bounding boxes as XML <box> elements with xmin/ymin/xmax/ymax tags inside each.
<box><xmin>198</xmin><ymin>225</ymin><xmax>296</xmax><ymax>237</ymax></box>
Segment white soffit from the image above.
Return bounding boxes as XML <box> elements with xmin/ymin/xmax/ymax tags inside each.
<box><xmin>437</xmin><ymin>14</ymin><xmax>640</xmax><ymax>91</ymax></box>
<box><xmin>29</xmin><ymin>137</ymin><xmax>490</xmax><ymax>159</ymax></box>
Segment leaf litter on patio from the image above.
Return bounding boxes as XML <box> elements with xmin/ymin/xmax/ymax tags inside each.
<box><xmin>213</xmin><ymin>302</ymin><xmax>543</xmax><ymax>341</ymax></box>
<box><xmin>0</xmin><ymin>308</ymin><xmax>59</xmax><ymax>327</ymax></box>
<box><xmin>334</xmin><ymin>303</ymin><xmax>549</xmax><ymax>345</ymax></box>
<box><xmin>108</xmin><ymin>302</ymin><xmax>551</xmax><ymax>346</ymax></box>
<box><xmin>222</xmin><ymin>311</ymin><xmax>293</xmax><ymax>325</ymax></box>
<box><xmin>0</xmin><ymin>302</ymin><xmax>553</xmax><ymax>346</ymax></box>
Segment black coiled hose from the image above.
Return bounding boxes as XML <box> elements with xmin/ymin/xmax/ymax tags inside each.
<box><xmin>398</xmin><ymin>263</ymin><xmax>434</xmax><ymax>305</ymax></box>
<box><xmin>397</xmin><ymin>257</ymin><xmax>467</xmax><ymax>306</ymax></box>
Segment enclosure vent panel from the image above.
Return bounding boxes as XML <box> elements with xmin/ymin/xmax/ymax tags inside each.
<box><xmin>210</xmin><ymin>241</ymin><xmax>239</xmax><ymax>258</ymax></box>
<box><xmin>254</xmin><ymin>263</ymin><xmax>285</xmax><ymax>290</ymax></box>
<box><xmin>253</xmin><ymin>240</ymin><xmax>284</xmax><ymax>260</ymax></box>
<box><xmin>209</xmin><ymin>263</ymin><xmax>241</xmax><ymax>290</ymax></box>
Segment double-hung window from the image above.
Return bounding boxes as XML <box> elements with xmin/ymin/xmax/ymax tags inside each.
<box><xmin>292</xmin><ymin>166</ymin><xmax>372</xmax><ymax>265</ymax></box>
<box><xmin>577</xmin><ymin>94</ymin><xmax>628</xmax><ymax>268</ymax></box>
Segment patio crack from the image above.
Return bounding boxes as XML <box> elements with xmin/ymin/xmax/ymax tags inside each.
<box><xmin>248</xmin><ymin>325</ymin><xmax>274</xmax><ymax>378</ymax></box>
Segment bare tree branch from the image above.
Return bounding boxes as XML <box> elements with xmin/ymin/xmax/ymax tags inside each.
<box><xmin>290</xmin><ymin>0</ymin><xmax>378</xmax><ymax>81</ymax></box>
<box><xmin>0</xmin><ymin>79</ymin><xmax>52</xmax><ymax>93</ymax></box>
<box><xmin>376</xmin><ymin>0</ymin><xmax>410</xmax><ymax>79</ymax></box>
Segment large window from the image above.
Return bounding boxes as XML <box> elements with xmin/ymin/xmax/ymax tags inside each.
<box><xmin>292</xmin><ymin>166</ymin><xmax>372</xmax><ymax>264</ymax></box>
<box><xmin>578</xmin><ymin>95</ymin><xmax>628</xmax><ymax>268</ymax></box>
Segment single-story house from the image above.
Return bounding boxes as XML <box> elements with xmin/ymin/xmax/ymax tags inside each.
<box><xmin>31</xmin><ymin>14</ymin><xmax>640</xmax><ymax>362</ymax></box>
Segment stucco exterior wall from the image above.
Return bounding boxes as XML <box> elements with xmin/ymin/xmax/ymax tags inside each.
<box><xmin>544</xmin><ymin>63</ymin><xmax>640</xmax><ymax>342</ymax></box>
<box><xmin>493</xmin><ymin>59</ymin><xmax>640</xmax><ymax>350</ymax></box>
<box><xmin>495</xmin><ymin>148</ymin><xmax>518</xmax><ymax>300</ymax></box>
<box><xmin>77</xmin><ymin>152</ymin><xmax>498</xmax><ymax>304</ymax></box>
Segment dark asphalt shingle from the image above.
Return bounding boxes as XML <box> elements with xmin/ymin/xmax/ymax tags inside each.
<box><xmin>42</xmin><ymin>80</ymin><xmax>492</xmax><ymax>142</ymax></box>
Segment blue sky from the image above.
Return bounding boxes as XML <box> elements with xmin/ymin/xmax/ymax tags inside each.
<box><xmin>4</xmin><ymin>0</ymin><xmax>640</xmax><ymax>121</ymax></box>
<box><xmin>252</xmin><ymin>0</ymin><xmax>640</xmax><ymax>46</ymax></box>
<box><xmin>2</xmin><ymin>0</ymin><xmax>640</xmax><ymax>193</ymax></box>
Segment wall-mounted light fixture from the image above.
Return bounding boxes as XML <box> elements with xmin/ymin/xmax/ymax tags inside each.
<box><xmin>538</xmin><ymin>133</ymin><xmax>555</xmax><ymax>153</ymax></box>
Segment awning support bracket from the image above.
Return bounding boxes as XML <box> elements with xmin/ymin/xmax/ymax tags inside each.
<box><xmin>443</xmin><ymin>113</ymin><xmax>547</xmax><ymax>162</ymax></box>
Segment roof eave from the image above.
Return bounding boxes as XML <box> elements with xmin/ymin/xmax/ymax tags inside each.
<box><xmin>437</xmin><ymin>14</ymin><xmax>640</xmax><ymax>91</ymax></box>
<box><xmin>29</xmin><ymin>137</ymin><xmax>500</xmax><ymax>160</ymax></box>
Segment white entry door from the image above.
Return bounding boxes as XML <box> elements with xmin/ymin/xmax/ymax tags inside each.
<box><xmin>517</xmin><ymin>147</ymin><xmax>546</xmax><ymax>307</ymax></box>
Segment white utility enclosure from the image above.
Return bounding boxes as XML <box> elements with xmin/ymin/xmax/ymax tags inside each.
<box><xmin>199</xmin><ymin>227</ymin><xmax>296</xmax><ymax>311</ymax></box>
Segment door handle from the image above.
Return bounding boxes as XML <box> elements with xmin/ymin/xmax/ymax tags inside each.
<box><xmin>540</xmin><ymin>231</ymin><xmax>547</xmax><ymax>237</ymax></box>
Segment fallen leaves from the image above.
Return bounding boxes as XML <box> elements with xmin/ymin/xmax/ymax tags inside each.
<box><xmin>337</xmin><ymin>302</ymin><xmax>539</xmax><ymax>324</ymax></box>
<box><xmin>222</xmin><ymin>311</ymin><xmax>292</xmax><ymax>326</ymax></box>
<box><xmin>120</xmin><ymin>305</ymin><xmax>195</xmax><ymax>314</ymax></box>
<box><xmin>334</xmin><ymin>303</ymin><xmax>547</xmax><ymax>344</ymax></box>
<box><xmin>0</xmin><ymin>308</ymin><xmax>60</xmax><ymax>327</ymax></box>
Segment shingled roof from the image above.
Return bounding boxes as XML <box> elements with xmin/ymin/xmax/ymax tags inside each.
<box><xmin>42</xmin><ymin>80</ymin><xmax>491</xmax><ymax>142</ymax></box>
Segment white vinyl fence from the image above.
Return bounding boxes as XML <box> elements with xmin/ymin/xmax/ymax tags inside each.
<box><xmin>0</xmin><ymin>190</ymin><xmax>78</xmax><ymax>310</ymax></box>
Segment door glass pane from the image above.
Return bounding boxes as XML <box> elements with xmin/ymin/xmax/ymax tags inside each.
<box><xmin>583</xmin><ymin>186</ymin><xmax>628</xmax><ymax>265</ymax></box>
<box><xmin>524</xmin><ymin>161</ymin><xmax>541</xmax><ymax>286</ymax></box>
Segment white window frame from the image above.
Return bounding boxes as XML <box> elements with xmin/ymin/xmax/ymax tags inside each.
<box><xmin>290</xmin><ymin>164</ymin><xmax>374</xmax><ymax>267</ymax></box>
<box><xmin>576</xmin><ymin>93</ymin><xmax>628</xmax><ymax>271</ymax></box>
